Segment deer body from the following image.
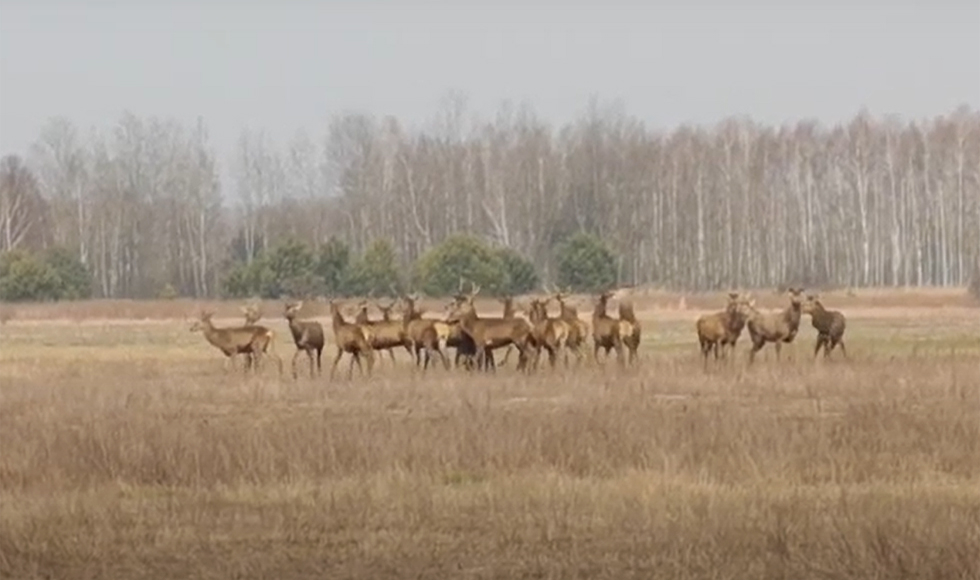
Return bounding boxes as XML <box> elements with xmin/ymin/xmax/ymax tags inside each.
<box><xmin>446</xmin><ymin>283</ymin><xmax>532</xmax><ymax>373</ymax></box>
<box><xmin>329</xmin><ymin>301</ymin><xmax>375</xmax><ymax>380</ymax></box>
<box><xmin>617</xmin><ymin>301</ymin><xmax>642</xmax><ymax>366</ymax></box>
<box><xmin>192</xmin><ymin>311</ymin><xmax>283</xmax><ymax>375</ymax></box>
<box><xmin>803</xmin><ymin>295</ymin><xmax>847</xmax><ymax>359</ymax></box>
<box><xmin>284</xmin><ymin>301</ymin><xmax>325</xmax><ymax>379</ymax></box>
<box><xmin>355</xmin><ymin>301</ymin><xmax>412</xmax><ymax>366</ymax></box>
<box><xmin>695</xmin><ymin>292</ymin><xmax>746</xmax><ymax>368</ymax></box>
<box><xmin>743</xmin><ymin>288</ymin><xmax>805</xmax><ymax>364</ymax></box>
<box><xmin>399</xmin><ymin>294</ymin><xmax>450</xmax><ymax>372</ymax></box>
<box><xmin>552</xmin><ymin>291</ymin><xmax>587</xmax><ymax>366</ymax></box>
<box><xmin>591</xmin><ymin>291</ymin><xmax>625</xmax><ymax>366</ymax></box>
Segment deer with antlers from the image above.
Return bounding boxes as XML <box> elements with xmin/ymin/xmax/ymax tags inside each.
<box><xmin>327</xmin><ymin>300</ymin><xmax>375</xmax><ymax>380</ymax></box>
<box><xmin>283</xmin><ymin>301</ymin><xmax>325</xmax><ymax>379</ymax></box>
<box><xmin>191</xmin><ymin>310</ymin><xmax>283</xmax><ymax>375</ymax></box>
<box><xmin>445</xmin><ymin>281</ymin><xmax>532</xmax><ymax>373</ymax></box>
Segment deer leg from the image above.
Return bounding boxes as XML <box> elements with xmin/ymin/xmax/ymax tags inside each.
<box><xmin>290</xmin><ymin>349</ymin><xmax>301</xmax><ymax>379</ymax></box>
<box><xmin>316</xmin><ymin>347</ymin><xmax>323</xmax><ymax>376</ymax></box>
<box><xmin>306</xmin><ymin>349</ymin><xmax>316</xmax><ymax>378</ymax></box>
<box><xmin>387</xmin><ymin>348</ymin><xmax>396</xmax><ymax>367</ymax></box>
<box><xmin>330</xmin><ymin>348</ymin><xmax>343</xmax><ymax>380</ymax></box>
<box><xmin>748</xmin><ymin>339</ymin><xmax>764</xmax><ymax>364</ymax></box>
<box><xmin>837</xmin><ymin>339</ymin><xmax>847</xmax><ymax>359</ymax></box>
<box><xmin>775</xmin><ymin>341</ymin><xmax>782</xmax><ymax>361</ymax></box>
<box><xmin>347</xmin><ymin>352</ymin><xmax>358</xmax><ymax>380</ymax></box>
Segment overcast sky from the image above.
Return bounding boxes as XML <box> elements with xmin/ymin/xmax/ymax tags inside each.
<box><xmin>1</xmin><ymin>1</ymin><xmax>978</xmax><ymax>164</ymax></box>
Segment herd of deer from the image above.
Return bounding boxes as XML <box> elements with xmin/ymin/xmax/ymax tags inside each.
<box><xmin>696</xmin><ymin>288</ymin><xmax>847</xmax><ymax>368</ymax></box>
<box><xmin>189</xmin><ymin>282</ymin><xmax>847</xmax><ymax>379</ymax></box>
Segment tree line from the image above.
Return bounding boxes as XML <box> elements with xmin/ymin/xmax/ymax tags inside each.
<box><xmin>1</xmin><ymin>97</ymin><xmax>978</xmax><ymax>300</ymax></box>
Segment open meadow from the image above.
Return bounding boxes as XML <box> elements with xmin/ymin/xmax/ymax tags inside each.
<box><xmin>1</xmin><ymin>288</ymin><xmax>979</xmax><ymax>579</ymax></box>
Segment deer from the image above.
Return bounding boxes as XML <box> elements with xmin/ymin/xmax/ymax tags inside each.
<box><xmin>491</xmin><ymin>295</ymin><xmax>524</xmax><ymax>367</ymax></box>
<box><xmin>190</xmin><ymin>310</ymin><xmax>283</xmax><ymax>375</ymax></box>
<box><xmin>327</xmin><ymin>300</ymin><xmax>375</xmax><ymax>380</ymax></box>
<box><xmin>522</xmin><ymin>297</ymin><xmax>565</xmax><ymax>370</ymax></box>
<box><xmin>695</xmin><ymin>292</ymin><xmax>747</xmax><ymax>369</ymax></box>
<box><xmin>445</xmin><ymin>281</ymin><xmax>533</xmax><ymax>373</ymax></box>
<box><xmin>441</xmin><ymin>278</ymin><xmax>494</xmax><ymax>371</ymax></box>
<box><xmin>398</xmin><ymin>292</ymin><xmax>450</xmax><ymax>371</ymax></box>
<box><xmin>741</xmin><ymin>287</ymin><xmax>805</xmax><ymax>364</ymax></box>
<box><xmin>802</xmin><ymin>294</ymin><xmax>848</xmax><ymax>359</ymax></box>
<box><xmin>591</xmin><ymin>289</ymin><xmax>625</xmax><ymax>366</ymax></box>
<box><xmin>241</xmin><ymin>302</ymin><xmax>263</xmax><ymax>325</ymax></box>
<box><xmin>283</xmin><ymin>301</ymin><xmax>325</xmax><ymax>379</ymax></box>
<box><xmin>354</xmin><ymin>299</ymin><xmax>412</xmax><ymax>366</ymax></box>
<box><xmin>617</xmin><ymin>300</ymin><xmax>642</xmax><ymax>366</ymax></box>
<box><xmin>549</xmin><ymin>287</ymin><xmax>588</xmax><ymax>366</ymax></box>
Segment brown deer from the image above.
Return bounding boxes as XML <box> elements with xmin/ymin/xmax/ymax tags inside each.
<box><xmin>327</xmin><ymin>300</ymin><xmax>375</xmax><ymax>380</ymax></box>
<box><xmin>354</xmin><ymin>299</ymin><xmax>412</xmax><ymax>366</ymax></box>
<box><xmin>695</xmin><ymin>292</ymin><xmax>746</xmax><ymax>368</ymax></box>
<box><xmin>191</xmin><ymin>310</ymin><xmax>283</xmax><ymax>375</ymax></box>
<box><xmin>283</xmin><ymin>301</ymin><xmax>325</xmax><ymax>379</ymax></box>
<box><xmin>591</xmin><ymin>289</ymin><xmax>625</xmax><ymax>366</ymax></box>
<box><xmin>523</xmin><ymin>297</ymin><xmax>565</xmax><ymax>370</ymax></box>
<box><xmin>802</xmin><ymin>294</ymin><xmax>848</xmax><ymax>359</ymax></box>
<box><xmin>398</xmin><ymin>292</ymin><xmax>450</xmax><ymax>371</ymax></box>
<box><xmin>550</xmin><ymin>287</ymin><xmax>588</xmax><ymax>366</ymax></box>
<box><xmin>617</xmin><ymin>300</ymin><xmax>642</xmax><ymax>366</ymax></box>
<box><xmin>445</xmin><ymin>282</ymin><xmax>532</xmax><ymax>373</ymax></box>
<box><xmin>742</xmin><ymin>288</ymin><xmax>805</xmax><ymax>364</ymax></box>
<box><xmin>241</xmin><ymin>302</ymin><xmax>263</xmax><ymax>325</ymax></box>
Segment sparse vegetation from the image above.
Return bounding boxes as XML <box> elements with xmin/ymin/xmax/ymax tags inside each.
<box><xmin>1</xmin><ymin>290</ymin><xmax>978</xmax><ymax>579</ymax></box>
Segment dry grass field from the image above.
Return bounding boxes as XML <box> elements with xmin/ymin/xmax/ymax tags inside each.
<box><xmin>1</xmin><ymin>288</ymin><xmax>979</xmax><ymax>579</ymax></box>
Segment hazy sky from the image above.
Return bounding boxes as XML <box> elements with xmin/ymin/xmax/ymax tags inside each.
<box><xmin>1</xmin><ymin>1</ymin><xmax>978</xmax><ymax>163</ymax></box>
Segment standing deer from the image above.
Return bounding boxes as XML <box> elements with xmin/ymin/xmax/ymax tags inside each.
<box><xmin>695</xmin><ymin>292</ymin><xmax>746</xmax><ymax>368</ymax></box>
<box><xmin>284</xmin><ymin>301</ymin><xmax>325</xmax><ymax>379</ymax></box>
<box><xmin>191</xmin><ymin>310</ymin><xmax>283</xmax><ymax>375</ymax></box>
<box><xmin>802</xmin><ymin>294</ymin><xmax>848</xmax><ymax>359</ymax></box>
<box><xmin>591</xmin><ymin>290</ymin><xmax>625</xmax><ymax>366</ymax></box>
<box><xmin>328</xmin><ymin>300</ymin><xmax>375</xmax><ymax>380</ymax></box>
<box><xmin>354</xmin><ymin>299</ymin><xmax>412</xmax><ymax>366</ymax></box>
<box><xmin>523</xmin><ymin>297</ymin><xmax>564</xmax><ymax>370</ymax></box>
<box><xmin>550</xmin><ymin>287</ymin><xmax>587</xmax><ymax>366</ymax></box>
<box><xmin>445</xmin><ymin>282</ymin><xmax>532</xmax><ymax>373</ymax></box>
<box><xmin>742</xmin><ymin>288</ymin><xmax>805</xmax><ymax>364</ymax></box>
<box><xmin>617</xmin><ymin>300</ymin><xmax>642</xmax><ymax>366</ymax></box>
<box><xmin>399</xmin><ymin>292</ymin><xmax>451</xmax><ymax>371</ymax></box>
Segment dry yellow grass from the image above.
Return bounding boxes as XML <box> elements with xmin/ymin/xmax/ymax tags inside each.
<box><xmin>1</xmin><ymin>292</ymin><xmax>979</xmax><ymax>579</ymax></box>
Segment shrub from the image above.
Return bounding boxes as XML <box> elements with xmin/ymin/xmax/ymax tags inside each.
<box><xmin>555</xmin><ymin>232</ymin><xmax>617</xmax><ymax>293</ymax></box>
<box><xmin>316</xmin><ymin>237</ymin><xmax>351</xmax><ymax>296</ymax></box>
<box><xmin>413</xmin><ymin>235</ymin><xmax>510</xmax><ymax>296</ymax></box>
<box><xmin>221</xmin><ymin>238</ymin><xmax>319</xmax><ymax>299</ymax></box>
<box><xmin>0</xmin><ymin>248</ymin><xmax>93</xmax><ymax>302</ymax></box>
<box><xmin>344</xmin><ymin>239</ymin><xmax>402</xmax><ymax>297</ymax></box>
<box><xmin>495</xmin><ymin>247</ymin><xmax>539</xmax><ymax>295</ymax></box>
